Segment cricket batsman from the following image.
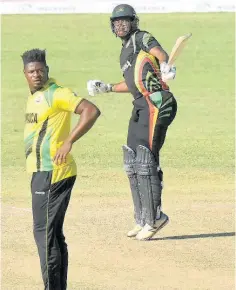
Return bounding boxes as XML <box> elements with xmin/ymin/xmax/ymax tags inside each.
<box><xmin>87</xmin><ymin>4</ymin><xmax>177</xmax><ymax>240</ymax></box>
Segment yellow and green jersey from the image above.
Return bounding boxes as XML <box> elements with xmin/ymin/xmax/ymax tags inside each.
<box><xmin>24</xmin><ymin>78</ymin><xmax>82</xmax><ymax>182</ymax></box>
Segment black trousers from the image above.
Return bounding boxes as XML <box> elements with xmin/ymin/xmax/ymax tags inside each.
<box><xmin>127</xmin><ymin>91</ymin><xmax>177</xmax><ymax>164</ymax></box>
<box><xmin>31</xmin><ymin>171</ymin><xmax>76</xmax><ymax>290</ymax></box>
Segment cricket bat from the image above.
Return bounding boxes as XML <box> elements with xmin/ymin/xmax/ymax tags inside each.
<box><xmin>168</xmin><ymin>33</ymin><xmax>192</xmax><ymax>66</ymax></box>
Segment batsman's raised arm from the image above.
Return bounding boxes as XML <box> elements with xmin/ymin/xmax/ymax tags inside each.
<box><xmin>149</xmin><ymin>46</ymin><xmax>176</xmax><ymax>82</ymax></box>
<box><xmin>149</xmin><ymin>46</ymin><xmax>169</xmax><ymax>64</ymax></box>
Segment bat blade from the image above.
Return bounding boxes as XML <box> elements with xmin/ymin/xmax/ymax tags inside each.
<box><xmin>168</xmin><ymin>33</ymin><xmax>192</xmax><ymax>66</ymax></box>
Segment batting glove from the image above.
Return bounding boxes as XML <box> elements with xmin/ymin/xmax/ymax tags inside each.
<box><xmin>161</xmin><ymin>66</ymin><xmax>176</xmax><ymax>82</ymax></box>
<box><xmin>87</xmin><ymin>80</ymin><xmax>113</xmax><ymax>96</ymax></box>
<box><xmin>160</xmin><ymin>62</ymin><xmax>172</xmax><ymax>74</ymax></box>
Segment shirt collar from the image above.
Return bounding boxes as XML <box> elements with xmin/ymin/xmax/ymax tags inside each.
<box><xmin>122</xmin><ymin>29</ymin><xmax>139</xmax><ymax>46</ymax></box>
<box><xmin>30</xmin><ymin>78</ymin><xmax>57</xmax><ymax>96</ymax></box>
<box><xmin>41</xmin><ymin>78</ymin><xmax>57</xmax><ymax>90</ymax></box>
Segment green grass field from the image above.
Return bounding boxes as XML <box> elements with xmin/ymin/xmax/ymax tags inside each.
<box><xmin>1</xmin><ymin>13</ymin><xmax>235</xmax><ymax>290</ymax></box>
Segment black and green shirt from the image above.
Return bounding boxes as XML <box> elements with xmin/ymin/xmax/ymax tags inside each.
<box><xmin>120</xmin><ymin>30</ymin><xmax>169</xmax><ymax>99</ymax></box>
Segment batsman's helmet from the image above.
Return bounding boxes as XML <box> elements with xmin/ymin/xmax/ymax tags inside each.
<box><xmin>110</xmin><ymin>4</ymin><xmax>139</xmax><ymax>37</ymax></box>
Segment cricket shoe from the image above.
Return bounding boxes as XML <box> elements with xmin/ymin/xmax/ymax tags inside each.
<box><xmin>136</xmin><ymin>213</ymin><xmax>169</xmax><ymax>241</ymax></box>
<box><xmin>127</xmin><ymin>224</ymin><xmax>143</xmax><ymax>237</ymax></box>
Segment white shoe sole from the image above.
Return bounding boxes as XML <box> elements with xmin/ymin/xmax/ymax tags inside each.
<box><xmin>127</xmin><ymin>232</ymin><xmax>141</xmax><ymax>238</ymax></box>
<box><xmin>127</xmin><ymin>226</ymin><xmax>143</xmax><ymax>238</ymax></box>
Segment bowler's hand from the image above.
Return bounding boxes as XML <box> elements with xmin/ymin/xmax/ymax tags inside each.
<box><xmin>53</xmin><ymin>140</ymin><xmax>73</xmax><ymax>165</ymax></box>
<box><xmin>87</xmin><ymin>80</ymin><xmax>112</xmax><ymax>96</ymax></box>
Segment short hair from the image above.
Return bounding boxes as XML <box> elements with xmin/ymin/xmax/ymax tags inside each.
<box><xmin>21</xmin><ymin>48</ymin><xmax>47</xmax><ymax>66</ymax></box>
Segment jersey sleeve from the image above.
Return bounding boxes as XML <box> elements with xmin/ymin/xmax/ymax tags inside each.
<box><xmin>53</xmin><ymin>87</ymin><xmax>83</xmax><ymax>112</ymax></box>
<box><xmin>136</xmin><ymin>31</ymin><xmax>162</xmax><ymax>53</ymax></box>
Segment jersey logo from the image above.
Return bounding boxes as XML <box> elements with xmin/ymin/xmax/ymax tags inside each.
<box><xmin>142</xmin><ymin>33</ymin><xmax>154</xmax><ymax>49</ymax></box>
<box><xmin>35</xmin><ymin>94</ymin><xmax>44</xmax><ymax>104</ymax></box>
<box><xmin>25</xmin><ymin>113</ymin><xmax>38</xmax><ymax>123</ymax></box>
<box><xmin>122</xmin><ymin>60</ymin><xmax>132</xmax><ymax>73</ymax></box>
<box><xmin>117</xmin><ymin>7</ymin><xmax>124</xmax><ymax>12</ymax></box>
<box><xmin>35</xmin><ymin>191</ymin><xmax>45</xmax><ymax>195</ymax></box>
